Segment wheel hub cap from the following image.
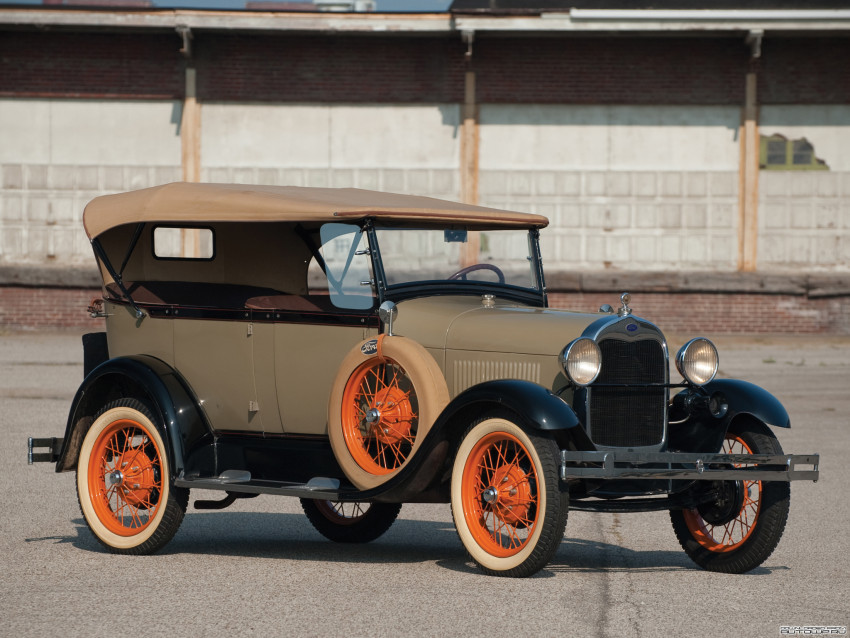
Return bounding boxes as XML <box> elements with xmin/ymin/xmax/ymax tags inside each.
<box><xmin>482</xmin><ymin>463</ymin><xmax>532</xmax><ymax>527</ymax></box>
<box><xmin>481</xmin><ymin>487</ymin><xmax>498</xmax><ymax>504</ymax></box>
<box><xmin>105</xmin><ymin>470</ymin><xmax>124</xmax><ymax>487</ymax></box>
<box><xmin>368</xmin><ymin>387</ymin><xmax>414</xmax><ymax>446</ymax></box>
<box><xmin>114</xmin><ymin>447</ymin><xmax>157</xmax><ymax>508</ymax></box>
<box><xmin>698</xmin><ymin>479</ymin><xmax>746</xmax><ymax>526</ymax></box>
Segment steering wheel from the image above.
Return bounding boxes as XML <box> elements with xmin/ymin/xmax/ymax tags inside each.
<box><xmin>448</xmin><ymin>263</ymin><xmax>505</xmax><ymax>284</ymax></box>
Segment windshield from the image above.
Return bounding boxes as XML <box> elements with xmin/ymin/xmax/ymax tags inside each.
<box><xmin>373</xmin><ymin>228</ymin><xmax>541</xmax><ymax>292</ymax></box>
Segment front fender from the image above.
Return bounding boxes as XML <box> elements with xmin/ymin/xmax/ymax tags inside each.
<box><xmin>365</xmin><ymin>379</ymin><xmax>584</xmax><ymax>503</ymax></box>
<box><xmin>669</xmin><ymin>378</ymin><xmax>790</xmax><ymax>454</ymax></box>
<box><xmin>57</xmin><ymin>355</ymin><xmax>213</xmax><ymax>475</ymax></box>
<box><xmin>435</xmin><ymin>379</ymin><xmax>582</xmax><ymax>433</ymax></box>
<box><xmin>704</xmin><ymin>378</ymin><xmax>790</xmax><ymax>429</ymax></box>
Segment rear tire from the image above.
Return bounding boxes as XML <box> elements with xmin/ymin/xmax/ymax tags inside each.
<box><xmin>76</xmin><ymin>398</ymin><xmax>188</xmax><ymax>554</ymax></box>
<box><xmin>300</xmin><ymin>499</ymin><xmax>401</xmax><ymax>543</ymax></box>
<box><xmin>670</xmin><ymin>419</ymin><xmax>790</xmax><ymax>573</ymax></box>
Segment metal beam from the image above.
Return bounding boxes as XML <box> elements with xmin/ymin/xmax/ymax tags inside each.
<box><xmin>3</xmin><ymin>8</ymin><xmax>850</xmax><ymax>34</ymax></box>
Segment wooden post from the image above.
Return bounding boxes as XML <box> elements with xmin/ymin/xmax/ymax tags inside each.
<box><xmin>181</xmin><ymin>66</ymin><xmax>201</xmax><ymax>257</ymax></box>
<box><xmin>738</xmin><ymin>69</ymin><xmax>760</xmax><ymax>271</ymax></box>
<box><xmin>460</xmin><ymin>70</ymin><xmax>480</xmax><ymax>267</ymax></box>
<box><xmin>182</xmin><ymin>67</ymin><xmax>201</xmax><ymax>184</ymax></box>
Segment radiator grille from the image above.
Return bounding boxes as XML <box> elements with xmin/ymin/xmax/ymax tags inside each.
<box><xmin>589</xmin><ymin>338</ymin><xmax>666</xmax><ymax>448</ymax></box>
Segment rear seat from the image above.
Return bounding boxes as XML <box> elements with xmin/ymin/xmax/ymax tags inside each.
<box><xmin>106</xmin><ymin>281</ymin><xmax>335</xmax><ymax>313</ymax></box>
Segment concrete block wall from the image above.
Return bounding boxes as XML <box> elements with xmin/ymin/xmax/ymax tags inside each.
<box><xmin>759</xmin><ymin>171</ymin><xmax>850</xmax><ymax>269</ymax></box>
<box><xmin>481</xmin><ymin>169</ymin><xmax>739</xmax><ymax>271</ymax></box>
<box><xmin>0</xmin><ymin>98</ymin><xmax>182</xmax><ymax>266</ymax></box>
<box><xmin>0</xmin><ymin>163</ymin><xmax>182</xmax><ymax>265</ymax></box>
<box><xmin>478</xmin><ymin>104</ymin><xmax>741</xmax><ymax>271</ymax></box>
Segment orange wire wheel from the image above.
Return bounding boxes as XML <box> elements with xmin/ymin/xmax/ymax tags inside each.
<box><xmin>460</xmin><ymin>431</ymin><xmax>540</xmax><ymax>558</ymax></box>
<box><xmin>314</xmin><ymin>501</ymin><xmax>371</xmax><ymax>526</ymax></box>
<box><xmin>77</xmin><ymin>400</ymin><xmax>188</xmax><ymax>554</ymax></box>
<box><xmin>670</xmin><ymin>419</ymin><xmax>791</xmax><ymax>574</ymax></box>
<box><xmin>341</xmin><ymin>356</ymin><xmax>419</xmax><ymax>475</ymax></box>
<box><xmin>682</xmin><ymin>434</ymin><xmax>761</xmax><ymax>552</ymax></box>
<box><xmin>87</xmin><ymin>418</ymin><xmax>164</xmax><ymax>536</ymax></box>
<box><xmin>451</xmin><ymin>415</ymin><xmax>568</xmax><ymax>577</ymax></box>
<box><xmin>300</xmin><ymin>498</ymin><xmax>402</xmax><ymax>543</ymax></box>
<box><xmin>329</xmin><ymin>335</ymin><xmax>449</xmax><ymax>490</ymax></box>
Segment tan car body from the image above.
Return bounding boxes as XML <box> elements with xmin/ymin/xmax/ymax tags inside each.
<box><xmin>28</xmin><ymin>183</ymin><xmax>818</xmax><ymax>578</ymax></box>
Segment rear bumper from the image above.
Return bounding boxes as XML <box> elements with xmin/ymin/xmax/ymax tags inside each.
<box><xmin>561</xmin><ymin>450</ymin><xmax>819</xmax><ymax>482</ymax></box>
<box><xmin>28</xmin><ymin>437</ymin><xmax>63</xmax><ymax>464</ymax></box>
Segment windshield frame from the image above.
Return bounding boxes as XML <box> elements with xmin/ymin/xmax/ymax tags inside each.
<box><xmin>364</xmin><ymin>220</ymin><xmax>547</xmax><ymax>308</ymax></box>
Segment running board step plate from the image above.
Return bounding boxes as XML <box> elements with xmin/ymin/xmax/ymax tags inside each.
<box><xmin>175</xmin><ymin>473</ymin><xmax>348</xmax><ymax>500</ymax></box>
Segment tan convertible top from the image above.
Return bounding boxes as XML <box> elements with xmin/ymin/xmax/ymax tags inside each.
<box><xmin>83</xmin><ymin>182</ymin><xmax>549</xmax><ymax>239</ymax></box>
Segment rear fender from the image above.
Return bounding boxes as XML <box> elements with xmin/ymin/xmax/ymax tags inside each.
<box><xmin>57</xmin><ymin>355</ymin><xmax>212</xmax><ymax>475</ymax></box>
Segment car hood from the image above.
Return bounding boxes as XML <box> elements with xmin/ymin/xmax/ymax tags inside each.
<box><xmin>393</xmin><ymin>296</ymin><xmax>604</xmax><ymax>356</ymax></box>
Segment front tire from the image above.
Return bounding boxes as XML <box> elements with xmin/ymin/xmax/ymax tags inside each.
<box><xmin>76</xmin><ymin>399</ymin><xmax>188</xmax><ymax>554</ymax></box>
<box><xmin>450</xmin><ymin>414</ymin><xmax>568</xmax><ymax>577</ymax></box>
<box><xmin>670</xmin><ymin>419</ymin><xmax>790</xmax><ymax>573</ymax></box>
<box><xmin>300</xmin><ymin>499</ymin><xmax>402</xmax><ymax>543</ymax></box>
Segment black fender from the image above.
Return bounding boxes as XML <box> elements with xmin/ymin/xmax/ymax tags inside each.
<box><xmin>56</xmin><ymin>355</ymin><xmax>213</xmax><ymax>475</ymax></box>
<box><xmin>434</xmin><ymin>379</ymin><xmax>582</xmax><ymax>433</ymax></box>
<box><xmin>367</xmin><ymin>379</ymin><xmax>584</xmax><ymax>503</ymax></box>
<box><xmin>669</xmin><ymin>378</ymin><xmax>790</xmax><ymax>454</ymax></box>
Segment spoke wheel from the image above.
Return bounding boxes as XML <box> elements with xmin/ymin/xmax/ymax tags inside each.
<box><xmin>300</xmin><ymin>499</ymin><xmax>402</xmax><ymax>543</ymax></box>
<box><xmin>451</xmin><ymin>414</ymin><xmax>568</xmax><ymax>577</ymax></box>
<box><xmin>670</xmin><ymin>419</ymin><xmax>790</xmax><ymax>573</ymax></box>
<box><xmin>88</xmin><ymin>418</ymin><xmax>164</xmax><ymax>536</ymax></box>
<box><xmin>683</xmin><ymin>435</ymin><xmax>760</xmax><ymax>552</ymax></box>
<box><xmin>461</xmin><ymin>432</ymin><xmax>539</xmax><ymax>557</ymax></box>
<box><xmin>329</xmin><ymin>336</ymin><xmax>449</xmax><ymax>490</ymax></box>
<box><xmin>77</xmin><ymin>399</ymin><xmax>188</xmax><ymax>554</ymax></box>
<box><xmin>342</xmin><ymin>357</ymin><xmax>419</xmax><ymax>475</ymax></box>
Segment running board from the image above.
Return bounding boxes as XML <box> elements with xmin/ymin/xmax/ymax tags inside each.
<box><xmin>175</xmin><ymin>472</ymin><xmax>349</xmax><ymax>501</ymax></box>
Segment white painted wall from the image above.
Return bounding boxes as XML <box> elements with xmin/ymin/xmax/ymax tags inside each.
<box><xmin>0</xmin><ymin>98</ymin><xmax>182</xmax><ymax>265</ymax></box>
<box><xmin>202</xmin><ymin>103</ymin><xmax>460</xmax><ymax>169</ymax></box>
<box><xmin>0</xmin><ymin>98</ymin><xmax>182</xmax><ymax>166</ymax></box>
<box><xmin>480</xmin><ymin>105</ymin><xmax>740</xmax><ymax>171</ymax></box>
<box><xmin>761</xmin><ymin>105</ymin><xmax>850</xmax><ymax>171</ymax></box>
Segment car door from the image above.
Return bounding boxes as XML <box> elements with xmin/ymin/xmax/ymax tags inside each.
<box><xmin>274</xmin><ymin>223</ymin><xmax>378</xmax><ymax>435</ymax></box>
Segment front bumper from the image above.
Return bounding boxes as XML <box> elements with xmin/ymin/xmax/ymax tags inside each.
<box><xmin>561</xmin><ymin>450</ymin><xmax>819</xmax><ymax>482</ymax></box>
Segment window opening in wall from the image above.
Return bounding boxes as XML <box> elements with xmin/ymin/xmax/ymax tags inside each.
<box><xmin>759</xmin><ymin>134</ymin><xmax>828</xmax><ymax>171</ymax></box>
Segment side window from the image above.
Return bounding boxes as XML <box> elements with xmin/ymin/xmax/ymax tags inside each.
<box><xmin>313</xmin><ymin>223</ymin><xmax>374</xmax><ymax>310</ymax></box>
<box><xmin>153</xmin><ymin>227</ymin><xmax>215</xmax><ymax>260</ymax></box>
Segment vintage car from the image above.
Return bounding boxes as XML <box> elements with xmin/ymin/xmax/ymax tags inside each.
<box><xmin>29</xmin><ymin>182</ymin><xmax>819</xmax><ymax>577</ymax></box>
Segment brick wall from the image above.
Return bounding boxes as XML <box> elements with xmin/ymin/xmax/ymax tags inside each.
<box><xmin>760</xmin><ymin>38</ymin><xmax>850</xmax><ymax>105</ymax></box>
<box><xmin>4</xmin><ymin>30</ymin><xmax>847</xmax><ymax>105</ymax></box>
<box><xmin>196</xmin><ymin>35</ymin><xmax>466</xmax><ymax>103</ymax></box>
<box><xmin>548</xmin><ymin>291</ymin><xmax>850</xmax><ymax>335</ymax></box>
<box><xmin>0</xmin><ymin>33</ymin><xmax>183</xmax><ymax>99</ymax></box>
<box><xmin>0</xmin><ymin>286</ymin><xmax>104</xmax><ymax>331</ymax></box>
<box><xmin>475</xmin><ymin>37</ymin><xmax>747</xmax><ymax>105</ymax></box>
<box><xmin>2</xmin><ymin>285</ymin><xmax>849</xmax><ymax>334</ymax></box>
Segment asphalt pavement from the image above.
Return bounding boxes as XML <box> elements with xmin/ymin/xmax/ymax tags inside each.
<box><xmin>1</xmin><ymin>331</ymin><xmax>847</xmax><ymax>638</ymax></box>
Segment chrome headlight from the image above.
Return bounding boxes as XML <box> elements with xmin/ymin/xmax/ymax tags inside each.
<box><xmin>560</xmin><ymin>337</ymin><xmax>602</xmax><ymax>386</ymax></box>
<box><xmin>676</xmin><ymin>338</ymin><xmax>719</xmax><ymax>386</ymax></box>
